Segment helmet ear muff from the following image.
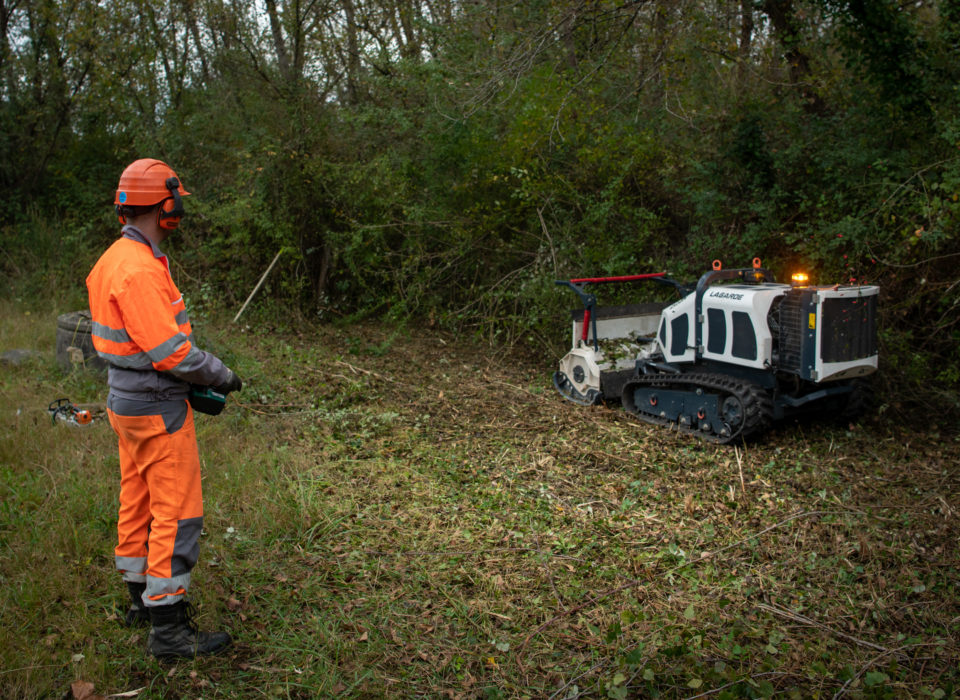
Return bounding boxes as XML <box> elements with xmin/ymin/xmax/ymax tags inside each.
<box><xmin>116</xmin><ymin>204</ymin><xmax>127</xmax><ymax>225</ymax></box>
<box><xmin>157</xmin><ymin>177</ymin><xmax>185</xmax><ymax>230</ymax></box>
<box><xmin>157</xmin><ymin>198</ymin><xmax>180</xmax><ymax>230</ymax></box>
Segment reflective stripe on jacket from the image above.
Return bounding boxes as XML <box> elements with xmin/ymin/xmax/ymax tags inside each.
<box><xmin>86</xmin><ymin>226</ymin><xmax>230</xmax><ymax>400</ymax></box>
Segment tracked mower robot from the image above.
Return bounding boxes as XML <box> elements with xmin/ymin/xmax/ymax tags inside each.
<box><xmin>553</xmin><ymin>260</ymin><xmax>878</xmax><ymax>443</ymax></box>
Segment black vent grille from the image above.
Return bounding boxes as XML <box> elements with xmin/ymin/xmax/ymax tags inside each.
<box><xmin>820</xmin><ymin>295</ymin><xmax>878</xmax><ymax>362</ymax></box>
<box><xmin>777</xmin><ymin>292</ymin><xmax>804</xmax><ymax>372</ymax></box>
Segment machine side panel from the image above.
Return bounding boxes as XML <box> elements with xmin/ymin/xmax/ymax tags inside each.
<box><xmin>660</xmin><ymin>295</ymin><xmax>696</xmax><ymax>363</ymax></box>
<box><xmin>700</xmin><ymin>286</ymin><xmax>783</xmax><ymax>370</ymax></box>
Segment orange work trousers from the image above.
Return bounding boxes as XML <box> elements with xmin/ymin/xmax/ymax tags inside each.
<box><xmin>106</xmin><ymin>396</ymin><xmax>203</xmax><ymax>607</ymax></box>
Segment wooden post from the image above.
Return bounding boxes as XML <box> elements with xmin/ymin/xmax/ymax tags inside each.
<box><xmin>233</xmin><ymin>250</ymin><xmax>283</xmax><ymax>323</ymax></box>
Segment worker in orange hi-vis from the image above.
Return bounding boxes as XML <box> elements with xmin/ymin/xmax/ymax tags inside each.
<box><xmin>86</xmin><ymin>158</ymin><xmax>242</xmax><ymax>660</ymax></box>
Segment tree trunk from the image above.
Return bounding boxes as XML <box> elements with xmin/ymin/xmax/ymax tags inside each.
<box><xmin>265</xmin><ymin>0</ymin><xmax>291</xmax><ymax>80</ymax></box>
<box><xmin>1</xmin><ymin>0</ymin><xmax>23</xmax><ymax>97</ymax></box>
<box><xmin>738</xmin><ymin>0</ymin><xmax>753</xmax><ymax>85</ymax></box>
<box><xmin>342</xmin><ymin>0</ymin><xmax>361</xmax><ymax>102</ymax></box>
<box><xmin>183</xmin><ymin>0</ymin><xmax>210</xmax><ymax>83</ymax></box>
<box><xmin>760</xmin><ymin>0</ymin><xmax>824</xmax><ymax>112</ymax></box>
<box><xmin>396</xmin><ymin>0</ymin><xmax>419</xmax><ymax>61</ymax></box>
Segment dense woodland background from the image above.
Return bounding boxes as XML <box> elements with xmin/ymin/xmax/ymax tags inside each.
<box><xmin>1</xmin><ymin>0</ymin><xmax>958</xmax><ymax>418</ymax></box>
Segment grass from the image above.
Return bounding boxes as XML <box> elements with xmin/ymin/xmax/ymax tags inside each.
<box><xmin>1</xmin><ymin>297</ymin><xmax>958</xmax><ymax>699</ymax></box>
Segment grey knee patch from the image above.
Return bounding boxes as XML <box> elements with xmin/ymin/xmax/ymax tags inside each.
<box><xmin>171</xmin><ymin>516</ymin><xmax>203</xmax><ymax>576</ymax></box>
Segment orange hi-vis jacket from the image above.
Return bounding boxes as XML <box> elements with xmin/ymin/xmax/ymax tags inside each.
<box><xmin>86</xmin><ymin>226</ymin><xmax>229</xmax><ymax>398</ymax></box>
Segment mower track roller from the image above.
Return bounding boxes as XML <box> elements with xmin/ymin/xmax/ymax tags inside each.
<box><xmin>621</xmin><ymin>372</ymin><xmax>774</xmax><ymax>444</ymax></box>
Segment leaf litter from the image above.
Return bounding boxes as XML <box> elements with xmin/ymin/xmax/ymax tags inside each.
<box><xmin>207</xmin><ymin>322</ymin><xmax>959</xmax><ymax>697</ymax></box>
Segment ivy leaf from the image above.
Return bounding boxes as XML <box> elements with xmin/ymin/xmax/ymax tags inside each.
<box><xmin>864</xmin><ymin>671</ymin><xmax>889</xmax><ymax>687</ymax></box>
<box><xmin>607</xmin><ymin>686</ymin><xmax>628</xmax><ymax>700</ymax></box>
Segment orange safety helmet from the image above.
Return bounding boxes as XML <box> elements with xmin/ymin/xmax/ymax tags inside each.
<box><xmin>114</xmin><ymin>158</ymin><xmax>191</xmax><ymax>230</ymax></box>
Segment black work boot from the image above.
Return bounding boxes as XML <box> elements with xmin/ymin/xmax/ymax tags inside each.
<box><xmin>147</xmin><ymin>601</ymin><xmax>232</xmax><ymax>660</ymax></box>
<box><xmin>123</xmin><ymin>581</ymin><xmax>150</xmax><ymax>627</ymax></box>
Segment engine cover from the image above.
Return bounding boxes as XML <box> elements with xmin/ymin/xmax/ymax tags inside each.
<box><xmin>659</xmin><ymin>284</ymin><xmax>789</xmax><ymax>370</ymax></box>
<box><xmin>776</xmin><ymin>286</ymin><xmax>879</xmax><ymax>382</ymax></box>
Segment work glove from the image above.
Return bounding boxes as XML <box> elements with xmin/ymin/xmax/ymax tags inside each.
<box><xmin>215</xmin><ymin>369</ymin><xmax>243</xmax><ymax>395</ymax></box>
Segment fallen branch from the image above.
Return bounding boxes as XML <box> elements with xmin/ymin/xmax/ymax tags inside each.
<box><xmin>332</xmin><ymin>359</ymin><xmax>397</xmax><ymax>383</ymax></box>
<box><xmin>756</xmin><ymin>602</ymin><xmax>889</xmax><ymax>654</ymax></box>
<box><xmin>832</xmin><ymin>643</ymin><xmax>940</xmax><ymax>700</ymax></box>
<box><xmin>683</xmin><ymin>672</ymin><xmax>805</xmax><ymax>700</ymax></box>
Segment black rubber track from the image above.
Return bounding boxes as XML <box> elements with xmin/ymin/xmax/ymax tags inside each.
<box><xmin>621</xmin><ymin>372</ymin><xmax>775</xmax><ymax>444</ymax></box>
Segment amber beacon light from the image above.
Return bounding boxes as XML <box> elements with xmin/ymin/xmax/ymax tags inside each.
<box><xmin>791</xmin><ymin>272</ymin><xmax>810</xmax><ymax>287</ymax></box>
